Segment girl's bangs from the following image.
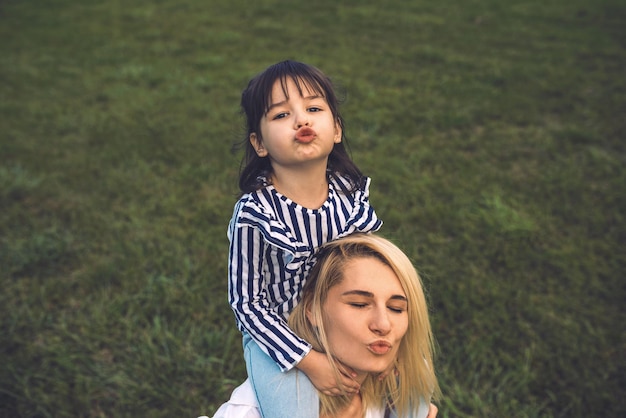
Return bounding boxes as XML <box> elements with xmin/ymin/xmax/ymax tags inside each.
<box><xmin>263</xmin><ymin>74</ymin><xmax>327</xmax><ymax>114</ymax></box>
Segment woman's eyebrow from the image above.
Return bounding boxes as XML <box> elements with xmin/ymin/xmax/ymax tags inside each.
<box><xmin>341</xmin><ymin>290</ymin><xmax>407</xmax><ymax>302</ymax></box>
<box><xmin>341</xmin><ymin>290</ymin><xmax>374</xmax><ymax>298</ymax></box>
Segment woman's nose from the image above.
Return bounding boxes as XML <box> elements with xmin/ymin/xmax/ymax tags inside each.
<box><xmin>369</xmin><ymin>308</ymin><xmax>391</xmax><ymax>335</ymax></box>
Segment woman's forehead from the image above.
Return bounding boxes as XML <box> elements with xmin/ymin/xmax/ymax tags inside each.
<box><xmin>335</xmin><ymin>257</ymin><xmax>405</xmax><ymax>296</ymax></box>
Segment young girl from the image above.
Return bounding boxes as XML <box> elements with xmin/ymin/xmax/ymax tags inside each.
<box><xmin>228</xmin><ymin>60</ymin><xmax>383</xmax><ymax>417</ymax></box>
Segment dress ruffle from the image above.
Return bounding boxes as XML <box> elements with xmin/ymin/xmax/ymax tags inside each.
<box><xmin>229</xmin><ymin>176</ymin><xmax>381</xmax><ymax>274</ymax></box>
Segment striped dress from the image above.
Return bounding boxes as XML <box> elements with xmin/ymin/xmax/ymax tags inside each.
<box><xmin>227</xmin><ymin>174</ymin><xmax>382</xmax><ymax>371</ymax></box>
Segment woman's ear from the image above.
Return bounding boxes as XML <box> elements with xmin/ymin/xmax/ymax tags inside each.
<box><xmin>250</xmin><ymin>133</ymin><xmax>268</xmax><ymax>157</ymax></box>
<box><xmin>305</xmin><ymin>303</ymin><xmax>318</xmax><ymax>327</ymax></box>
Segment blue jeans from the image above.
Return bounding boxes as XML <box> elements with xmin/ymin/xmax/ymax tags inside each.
<box><xmin>243</xmin><ymin>333</ymin><xmax>430</xmax><ymax>418</ymax></box>
<box><xmin>243</xmin><ymin>333</ymin><xmax>319</xmax><ymax>418</ymax></box>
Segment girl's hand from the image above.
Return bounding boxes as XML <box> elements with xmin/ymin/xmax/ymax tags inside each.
<box><xmin>427</xmin><ymin>403</ymin><xmax>439</xmax><ymax>418</ymax></box>
<box><xmin>377</xmin><ymin>362</ymin><xmax>398</xmax><ymax>381</ymax></box>
<box><xmin>296</xmin><ymin>350</ymin><xmax>360</xmax><ymax>396</ymax></box>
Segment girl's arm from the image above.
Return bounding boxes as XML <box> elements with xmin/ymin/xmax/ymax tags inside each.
<box><xmin>230</xmin><ymin>225</ymin><xmax>357</xmax><ymax>395</ymax></box>
<box><xmin>229</xmin><ymin>224</ymin><xmax>311</xmax><ymax>371</ymax></box>
<box><xmin>296</xmin><ymin>349</ymin><xmax>360</xmax><ymax>395</ymax></box>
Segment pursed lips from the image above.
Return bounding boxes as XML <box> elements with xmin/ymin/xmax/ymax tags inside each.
<box><xmin>367</xmin><ymin>340</ymin><xmax>392</xmax><ymax>355</ymax></box>
<box><xmin>295</xmin><ymin>127</ymin><xmax>316</xmax><ymax>143</ymax></box>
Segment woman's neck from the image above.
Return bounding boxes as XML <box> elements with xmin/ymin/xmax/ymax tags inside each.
<box><xmin>320</xmin><ymin>393</ymin><xmax>364</xmax><ymax>418</ymax></box>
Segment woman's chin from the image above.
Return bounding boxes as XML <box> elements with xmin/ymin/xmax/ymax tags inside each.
<box><xmin>353</xmin><ymin>362</ymin><xmax>395</xmax><ymax>378</ymax></box>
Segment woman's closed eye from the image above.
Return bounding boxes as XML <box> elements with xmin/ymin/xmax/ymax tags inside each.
<box><xmin>388</xmin><ymin>305</ymin><xmax>407</xmax><ymax>314</ymax></box>
<box><xmin>347</xmin><ymin>302</ymin><xmax>406</xmax><ymax>313</ymax></box>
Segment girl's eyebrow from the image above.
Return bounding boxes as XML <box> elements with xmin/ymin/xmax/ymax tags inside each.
<box><xmin>267</xmin><ymin>95</ymin><xmax>325</xmax><ymax>112</ymax></box>
<box><xmin>341</xmin><ymin>290</ymin><xmax>408</xmax><ymax>302</ymax></box>
<box><xmin>266</xmin><ymin>100</ymin><xmax>287</xmax><ymax>112</ymax></box>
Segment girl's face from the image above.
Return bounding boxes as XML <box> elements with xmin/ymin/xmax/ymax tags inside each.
<box><xmin>316</xmin><ymin>257</ymin><xmax>409</xmax><ymax>380</ymax></box>
<box><xmin>249</xmin><ymin>77</ymin><xmax>342</xmax><ymax>173</ymax></box>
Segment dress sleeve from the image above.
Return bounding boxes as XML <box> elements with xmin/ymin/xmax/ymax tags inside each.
<box><xmin>335</xmin><ymin>176</ymin><xmax>383</xmax><ymax>238</ymax></box>
<box><xmin>228</xmin><ymin>222</ymin><xmax>312</xmax><ymax>371</ymax></box>
<box><xmin>356</xmin><ymin>177</ymin><xmax>383</xmax><ymax>232</ymax></box>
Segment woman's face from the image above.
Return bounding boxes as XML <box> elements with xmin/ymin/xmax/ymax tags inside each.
<box><xmin>320</xmin><ymin>256</ymin><xmax>409</xmax><ymax>378</ymax></box>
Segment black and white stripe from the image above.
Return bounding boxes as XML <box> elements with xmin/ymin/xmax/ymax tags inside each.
<box><xmin>227</xmin><ymin>176</ymin><xmax>382</xmax><ymax>371</ymax></box>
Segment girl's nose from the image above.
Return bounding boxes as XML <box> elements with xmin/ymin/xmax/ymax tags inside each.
<box><xmin>294</xmin><ymin>111</ymin><xmax>310</xmax><ymax>128</ymax></box>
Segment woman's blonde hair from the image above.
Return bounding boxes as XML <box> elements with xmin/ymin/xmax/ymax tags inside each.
<box><xmin>288</xmin><ymin>233</ymin><xmax>440</xmax><ymax>417</ymax></box>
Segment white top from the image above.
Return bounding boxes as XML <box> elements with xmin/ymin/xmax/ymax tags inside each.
<box><xmin>204</xmin><ymin>379</ymin><xmax>386</xmax><ymax>418</ymax></box>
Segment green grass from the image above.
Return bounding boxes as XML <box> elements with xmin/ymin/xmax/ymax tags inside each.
<box><xmin>1</xmin><ymin>0</ymin><xmax>624</xmax><ymax>417</ymax></box>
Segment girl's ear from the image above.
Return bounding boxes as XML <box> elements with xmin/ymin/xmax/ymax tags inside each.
<box><xmin>333</xmin><ymin>122</ymin><xmax>342</xmax><ymax>144</ymax></box>
<box><xmin>250</xmin><ymin>133</ymin><xmax>268</xmax><ymax>157</ymax></box>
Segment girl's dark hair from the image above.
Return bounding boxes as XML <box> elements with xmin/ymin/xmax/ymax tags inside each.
<box><xmin>236</xmin><ymin>60</ymin><xmax>364</xmax><ymax>194</ymax></box>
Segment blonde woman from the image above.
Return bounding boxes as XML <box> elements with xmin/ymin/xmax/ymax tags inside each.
<box><xmin>210</xmin><ymin>234</ymin><xmax>440</xmax><ymax>417</ymax></box>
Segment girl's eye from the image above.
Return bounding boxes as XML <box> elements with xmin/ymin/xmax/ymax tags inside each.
<box><xmin>307</xmin><ymin>107</ymin><xmax>322</xmax><ymax>112</ymax></box>
<box><xmin>272</xmin><ymin>112</ymin><xmax>288</xmax><ymax>120</ymax></box>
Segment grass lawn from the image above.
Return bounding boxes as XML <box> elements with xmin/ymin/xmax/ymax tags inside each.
<box><xmin>1</xmin><ymin>0</ymin><xmax>624</xmax><ymax>417</ymax></box>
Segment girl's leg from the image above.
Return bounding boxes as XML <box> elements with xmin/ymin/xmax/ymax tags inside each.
<box><xmin>243</xmin><ymin>334</ymin><xmax>318</xmax><ymax>418</ymax></box>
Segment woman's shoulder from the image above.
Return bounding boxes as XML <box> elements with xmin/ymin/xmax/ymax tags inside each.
<box><xmin>365</xmin><ymin>406</ymin><xmax>387</xmax><ymax>418</ymax></box>
<box><xmin>208</xmin><ymin>379</ymin><xmax>261</xmax><ymax>418</ymax></box>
